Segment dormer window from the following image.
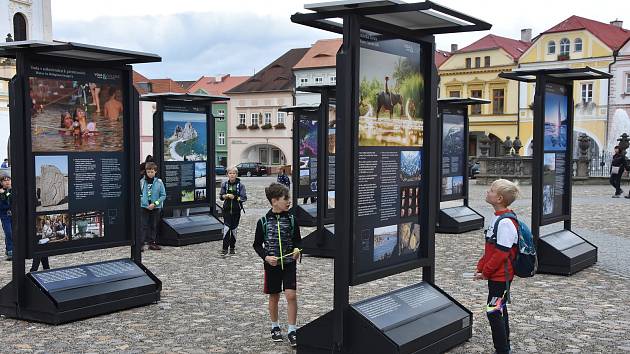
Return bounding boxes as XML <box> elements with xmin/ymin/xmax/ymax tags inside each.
<box><xmin>548</xmin><ymin>41</ymin><xmax>556</xmax><ymax>54</ymax></box>
<box><xmin>574</xmin><ymin>38</ymin><xmax>582</xmax><ymax>52</ymax></box>
<box><xmin>559</xmin><ymin>38</ymin><xmax>570</xmax><ymax>55</ymax></box>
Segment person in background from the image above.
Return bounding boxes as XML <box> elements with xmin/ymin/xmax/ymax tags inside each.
<box><xmin>140</xmin><ymin>162</ymin><xmax>166</xmax><ymax>251</ymax></box>
<box><xmin>219</xmin><ymin>167</ymin><xmax>247</xmax><ymax>256</ymax></box>
<box><xmin>0</xmin><ymin>159</ymin><xmax>8</xmax><ymax>168</ymax></box>
<box><xmin>610</xmin><ymin>146</ymin><xmax>626</xmax><ymax>198</ymax></box>
<box><xmin>0</xmin><ymin>175</ymin><xmax>13</xmax><ymax>260</ymax></box>
<box><xmin>277</xmin><ymin>168</ymin><xmax>291</xmax><ymax>188</ymax></box>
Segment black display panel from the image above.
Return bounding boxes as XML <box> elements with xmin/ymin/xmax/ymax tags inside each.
<box><xmin>162</xmin><ymin>106</ymin><xmax>210</xmax><ymax>206</ymax></box>
<box><xmin>28</xmin><ymin>62</ymin><xmax>130</xmax><ymax>256</ymax></box>
<box><xmin>352</xmin><ymin>36</ymin><xmax>426</xmax><ymax>284</ymax></box>
<box><xmin>542</xmin><ymin>83</ymin><xmax>569</xmax><ymax>222</ymax></box>
<box><xmin>327</xmin><ymin>100</ymin><xmax>336</xmax><ymax>214</ymax></box>
<box><xmin>298</xmin><ymin>113</ymin><xmax>318</xmax><ymax>199</ymax></box>
<box><xmin>440</xmin><ymin>108</ymin><xmax>465</xmax><ymax>201</ymax></box>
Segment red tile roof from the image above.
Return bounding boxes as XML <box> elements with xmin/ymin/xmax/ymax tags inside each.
<box><xmin>541</xmin><ymin>15</ymin><xmax>630</xmax><ymax>51</ymax></box>
<box><xmin>435</xmin><ymin>50</ymin><xmax>451</xmax><ymax>68</ymax></box>
<box><xmin>132</xmin><ymin>71</ymin><xmax>187</xmax><ymax>95</ymax></box>
<box><xmin>187</xmin><ymin>75</ymin><xmax>250</xmax><ymax>96</ymax></box>
<box><xmin>293</xmin><ymin>38</ymin><xmax>342</xmax><ymax>70</ymax></box>
<box><xmin>456</xmin><ymin>34</ymin><xmax>531</xmax><ymax>60</ymax></box>
<box><xmin>226</xmin><ymin>48</ymin><xmax>309</xmax><ymax>94</ymax></box>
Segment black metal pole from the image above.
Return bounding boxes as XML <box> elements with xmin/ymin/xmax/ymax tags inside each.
<box><xmin>316</xmin><ymin>91</ymin><xmax>328</xmax><ymax>243</ymax></box>
<box><xmin>10</xmin><ymin>52</ymin><xmax>28</xmax><ymax>316</ymax></box>
<box><xmin>564</xmin><ymin>81</ymin><xmax>574</xmax><ymax>232</ymax></box>
<box><xmin>130</xmin><ymin>74</ymin><xmax>142</xmax><ymax>263</ymax></box>
<box><xmin>332</xmin><ymin>14</ymin><xmax>358</xmax><ymax>353</ymax></box>
<box><xmin>208</xmin><ymin>104</ymin><xmax>217</xmax><ymax>216</ymax></box>
<box><xmin>423</xmin><ymin>38</ymin><xmax>439</xmax><ymax>284</ymax></box>
<box><xmin>531</xmin><ymin>76</ymin><xmax>545</xmax><ymax>243</ymax></box>
<box><xmin>292</xmin><ymin>111</ymin><xmax>299</xmax><ymax>212</ymax></box>
<box><xmin>463</xmin><ymin>105</ymin><xmax>471</xmax><ymax>208</ymax></box>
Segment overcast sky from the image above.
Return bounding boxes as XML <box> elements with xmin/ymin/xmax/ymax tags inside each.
<box><xmin>52</xmin><ymin>0</ymin><xmax>630</xmax><ymax>80</ymax></box>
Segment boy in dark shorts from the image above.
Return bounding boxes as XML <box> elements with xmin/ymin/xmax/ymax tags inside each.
<box><xmin>253</xmin><ymin>183</ymin><xmax>301</xmax><ymax>347</ymax></box>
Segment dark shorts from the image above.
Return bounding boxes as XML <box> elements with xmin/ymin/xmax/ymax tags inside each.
<box><xmin>264</xmin><ymin>261</ymin><xmax>297</xmax><ymax>294</ymax></box>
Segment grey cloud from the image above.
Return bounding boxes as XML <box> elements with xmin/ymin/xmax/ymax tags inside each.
<box><xmin>54</xmin><ymin>12</ymin><xmax>332</xmax><ymax>79</ymax></box>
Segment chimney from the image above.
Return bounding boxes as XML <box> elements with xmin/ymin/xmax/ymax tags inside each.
<box><xmin>610</xmin><ymin>19</ymin><xmax>623</xmax><ymax>28</ymax></box>
<box><xmin>450</xmin><ymin>43</ymin><xmax>458</xmax><ymax>52</ymax></box>
<box><xmin>521</xmin><ymin>28</ymin><xmax>532</xmax><ymax>42</ymax></box>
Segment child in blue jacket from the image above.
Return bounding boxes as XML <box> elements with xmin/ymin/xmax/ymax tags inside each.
<box><xmin>140</xmin><ymin>162</ymin><xmax>166</xmax><ymax>250</ymax></box>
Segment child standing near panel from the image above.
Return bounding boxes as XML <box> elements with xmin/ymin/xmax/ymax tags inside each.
<box><xmin>140</xmin><ymin>162</ymin><xmax>166</xmax><ymax>251</ymax></box>
<box><xmin>0</xmin><ymin>175</ymin><xmax>13</xmax><ymax>260</ymax></box>
<box><xmin>253</xmin><ymin>183</ymin><xmax>301</xmax><ymax>347</ymax></box>
<box><xmin>219</xmin><ymin>167</ymin><xmax>247</xmax><ymax>255</ymax></box>
<box><xmin>474</xmin><ymin>179</ymin><xmax>520</xmax><ymax>354</ymax></box>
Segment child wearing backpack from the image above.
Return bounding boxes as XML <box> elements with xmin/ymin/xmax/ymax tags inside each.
<box><xmin>252</xmin><ymin>183</ymin><xmax>301</xmax><ymax>347</ymax></box>
<box><xmin>474</xmin><ymin>178</ymin><xmax>521</xmax><ymax>354</ymax></box>
<box><xmin>219</xmin><ymin>166</ymin><xmax>247</xmax><ymax>256</ymax></box>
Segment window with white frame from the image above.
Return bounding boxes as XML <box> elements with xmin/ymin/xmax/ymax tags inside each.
<box><xmin>574</xmin><ymin>38</ymin><xmax>582</xmax><ymax>52</ymax></box>
<box><xmin>314</xmin><ymin>77</ymin><xmax>324</xmax><ymax>84</ymax></box>
<box><xmin>559</xmin><ymin>38</ymin><xmax>570</xmax><ymax>55</ymax></box>
<box><xmin>217</xmin><ymin>131</ymin><xmax>225</xmax><ymax>145</ymax></box>
<box><xmin>626</xmin><ymin>73</ymin><xmax>630</xmax><ymax>93</ymax></box>
<box><xmin>330</xmin><ymin>76</ymin><xmax>336</xmax><ymax>83</ymax></box>
<box><xmin>277</xmin><ymin>112</ymin><xmax>286</xmax><ymax>124</ymax></box>
<box><xmin>548</xmin><ymin>41</ymin><xmax>556</xmax><ymax>54</ymax></box>
<box><xmin>299</xmin><ymin>78</ymin><xmax>308</xmax><ymax>86</ymax></box>
<box><xmin>581</xmin><ymin>83</ymin><xmax>593</xmax><ymax>103</ymax></box>
<box><xmin>264</xmin><ymin>112</ymin><xmax>272</xmax><ymax>125</ymax></box>
<box><xmin>251</xmin><ymin>113</ymin><xmax>259</xmax><ymax>125</ymax></box>
<box><xmin>238</xmin><ymin>113</ymin><xmax>246</xmax><ymax>125</ymax></box>
<box><xmin>217</xmin><ymin>109</ymin><xmax>225</xmax><ymax>121</ymax></box>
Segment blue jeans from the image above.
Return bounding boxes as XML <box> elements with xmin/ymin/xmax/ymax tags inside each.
<box><xmin>1</xmin><ymin>215</ymin><xmax>13</xmax><ymax>253</ymax></box>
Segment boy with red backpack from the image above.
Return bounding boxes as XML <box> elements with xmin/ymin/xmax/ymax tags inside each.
<box><xmin>474</xmin><ymin>179</ymin><xmax>522</xmax><ymax>354</ymax></box>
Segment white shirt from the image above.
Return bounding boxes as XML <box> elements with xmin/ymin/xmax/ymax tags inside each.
<box><xmin>486</xmin><ymin>214</ymin><xmax>518</xmax><ymax>249</ymax></box>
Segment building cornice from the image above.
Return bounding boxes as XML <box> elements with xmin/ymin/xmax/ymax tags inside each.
<box><xmin>439</xmin><ymin>65</ymin><xmax>517</xmax><ymax>76</ymax></box>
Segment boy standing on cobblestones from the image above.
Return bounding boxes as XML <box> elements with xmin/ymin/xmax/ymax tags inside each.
<box><xmin>0</xmin><ymin>175</ymin><xmax>13</xmax><ymax>260</ymax></box>
<box><xmin>140</xmin><ymin>162</ymin><xmax>166</xmax><ymax>251</ymax></box>
<box><xmin>253</xmin><ymin>183</ymin><xmax>301</xmax><ymax>347</ymax></box>
<box><xmin>474</xmin><ymin>179</ymin><xmax>519</xmax><ymax>354</ymax></box>
<box><xmin>219</xmin><ymin>167</ymin><xmax>247</xmax><ymax>255</ymax></box>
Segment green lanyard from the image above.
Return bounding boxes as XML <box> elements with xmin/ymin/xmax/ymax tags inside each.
<box><xmin>276</xmin><ymin>214</ymin><xmax>284</xmax><ymax>270</ymax></box>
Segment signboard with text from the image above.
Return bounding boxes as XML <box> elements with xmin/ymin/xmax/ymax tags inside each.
<box><xmin>27</xmin><ymin>62</ymin><xmax>130</xmax><ymax>256</ymax></box>
<box><xmin>352</xmin><ymin>36</ymin><xmax>427</xmax><ymax>284</ymax></box>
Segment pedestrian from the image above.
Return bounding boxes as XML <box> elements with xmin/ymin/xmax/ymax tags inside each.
<box><xmin>0</xmin><ymin>175</ymin><xmax>13</xmax><ymax>260</ymax></box>
<box><xmin>610</xmin><ymin>146</ymin><xmax>626</xmax><ymax>198</ymax></box>
<box><xmin>0</xmin><ymin>159</ymin><xmax>8</xmax><ymax>168</ymax></box>
<box><xmin>219</xmin><ymin>166</ymin><xmax>247</xmax><ymax>255</ymax></box>
<box><xmin>30</xmin><ymin>256</ymin><xmax>50</xmax><ymax>272</ymax></box>
<box><xmin>140</xmin><ymin>162</ymin><xmax>166</xmax><ymax>251</ymax></box>
<box><xmin>252</xmin><ymin>182</ymin><xmax>301</xmax><ymax>347</ymax></box>
<box><xmin>277</xmin><ymin>168</ymin><xmax>291</xmax><ymax>188</ymax></box>
<box><xmin>474</xmin><ymin>179</ymin><xmax>520</xmax><ymax>354</ymax></box>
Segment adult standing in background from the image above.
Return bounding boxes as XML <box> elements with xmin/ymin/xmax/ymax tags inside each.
<box><xmin>610</xmin><ymin>146</ymin><xmax>626</xmax><ymax>198</ymax></box>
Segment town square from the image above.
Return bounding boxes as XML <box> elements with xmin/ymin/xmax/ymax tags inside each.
<box><xmin>0</xmin><ymin>1</ymin><xmax>629</xmax><ymax>353</ymax></box>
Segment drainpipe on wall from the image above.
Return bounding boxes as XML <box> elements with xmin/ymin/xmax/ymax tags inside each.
<box><xmin>607</xmin><ymin>51</ymin><xmax>618</xmax><ymax>151</ymax></box>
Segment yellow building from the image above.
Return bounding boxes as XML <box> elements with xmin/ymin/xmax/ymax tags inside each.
<box><xmin>517</xmin><ymin>16</ymin><xmax>630</xmax><ymax>155</ymax></box>
<box><xmin>439</xmin><ymin>33</ymin><xmax>532</xmax><ymax>156</ymax></box>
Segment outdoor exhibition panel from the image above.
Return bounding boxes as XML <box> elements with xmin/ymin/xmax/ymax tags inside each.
<box><xmin>500</xmin><ymin>67</ymin><xmax>610</xmax><ymax>275</ymax></box>
<box><xmin>141</xmin><ymin>93</ymin><xmax>227</xmax><ymax>246</ymax></box>
<box><xmin>436</xmin><ymin>98</ymin><xmax>488</xmax><ymax>233</ymax></box>
<box><xmin>287</xmin><ymin>85</ymin><xmax>337</xmax><ymax>258</ymax></box>
<box><xmin>292</xmin><ymin>2</ymin><xmax>491</xmax><ymax>352</ymax></box>
<box><xmin>286</xmin><ymin>104</ymin><xmax>320</xmax><ymax>227</ymax></box>
<box><xmin>0</xmin><ymin>40</ymin><xmax>161</xmax><ymax>324</ymax></box>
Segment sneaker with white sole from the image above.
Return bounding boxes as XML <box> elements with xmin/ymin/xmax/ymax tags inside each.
<box><xmin>271</xmin><ymin>327</ymin><xmax>283</xmax><ymax>342</ymax></box>
<box><xmin>288</xmin><ymin>331</ymin><xmax>297</xmax><ymax>347</ymax></box>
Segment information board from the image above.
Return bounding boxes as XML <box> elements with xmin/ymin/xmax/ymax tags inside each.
<box><xmin>298</xmin><ymin>113</ymin><xmax>318</xmax><ymax>199</ymax></box>
<box><xmin>162</xmin><ymin>106</ymin><xmax>209</xmax><ymax>206</ymax></box>
<box><xmin>352</xmin><ymin>36</ymin><xmax>425</xmax><ymax>283</ymax></box>
<box><xmin>28</xmin><ymin>62</ymin><xmax>130</xmax><ymax>256</ymax></box>
<box><xmin>327</xmin><ymin>100</ymin><xmax>336</xmax><ymax>213</ymax></box>
<box><xmin>541</xmin><ymin>83</ymin><xmax>569</xmax><ymax>221</ymax></box>
<box><xmin>440</xmin><ymin>108</ymin><xmax>465</xmax><ymax>201</ymax></box>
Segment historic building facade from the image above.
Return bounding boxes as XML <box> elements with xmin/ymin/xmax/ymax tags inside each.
<box><xmin>438</xmin><ymin>33</ymin><xmax>531</xmax><ymax>156</ymax></box>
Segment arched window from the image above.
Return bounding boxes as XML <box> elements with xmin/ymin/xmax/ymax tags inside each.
<box><xmin>13</xmin><ymin>13</ymin><xmax>27</xmax><ymax>41</ymax></box>
<box><xmin>547</xmin><ymin>41</ymin><xmax>556</xmax><ymax>54</ymax></box>
<box><xmin>574</xmin><ymin>38</ymin><xmax>583</xmax><ymax>52</ymax></box>
<box><xmin>560</xmin><ymin>38</ymin><xmax>570</xmax><ymax>55</ymax></box>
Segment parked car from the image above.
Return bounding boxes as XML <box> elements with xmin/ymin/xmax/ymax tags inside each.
<box><xmin>469</xmin><ymin>161</ymin><xmax>480</xmax><ymax>179</ymax></box>
<box><xmin>215</xmin><ymin>165</ymin><xmax>226</xmax><ymax>175</ymax></box>
<box><xmin>235</xmin><ymin>162</ymin><xmax>268</xmax><ymax>177</ymax></box>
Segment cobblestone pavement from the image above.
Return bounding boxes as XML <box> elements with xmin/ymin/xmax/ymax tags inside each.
<box><xmin>0</xmin><ymin>177</ymin><xmax>629</xmax><ymax>353</ymax></box>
